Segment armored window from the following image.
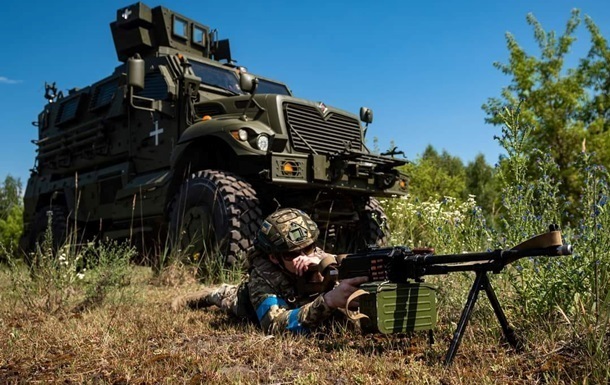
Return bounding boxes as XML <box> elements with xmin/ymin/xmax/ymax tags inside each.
<box><xmin>192</xmin><ymin>25</ymin><xmax>207</xmax><ymax>47</ymax></box>
<box><xmin>190</xmin><ymin>61</ymin><xmax>243</xmax><ymax>95</ymax></box>
<box><xmin>90</xmin><ymin>80</ymin><xmax>117</xmax><ymax>110</ymax></box>
<box><xmin>135</xmin><ymin>72</ymin><xmax>168</xmax><ymax>100</ymax></box>
<box><xmin>55</xmin><ymin>95</ymin><xmax>81</xmax><ymax>126</ymax></box>
<box><xmin>173</xmin><ymin>16</ymin><xmax>188</xmax><ymax>39</ymax></box>
<box><xmin>257</xmin><ymin>79</ymin><xmax>291</xmax><ymax>96</ymax></box>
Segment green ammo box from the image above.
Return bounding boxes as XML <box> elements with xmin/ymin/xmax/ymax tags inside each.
<box><xmin>358</xmin><ymin>282</ymin><xmax>437</xmax><ymax>334</ymax></box>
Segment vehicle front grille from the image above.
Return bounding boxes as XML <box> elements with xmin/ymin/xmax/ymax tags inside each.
<box><xmin>284</xmin><ymin>103</ymin><xmax>362</xmax><ymax>155</ymax></box>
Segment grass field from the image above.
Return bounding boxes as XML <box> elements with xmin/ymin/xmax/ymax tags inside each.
<box><xmin>0</xmin><ymin>260</ymin><xmax>592</xmax><ymax>384</ymax></box>
<box><xmin>2</xmin><ymin>108</ymin><xmax>608</xmax><ymax>383</ymax></box>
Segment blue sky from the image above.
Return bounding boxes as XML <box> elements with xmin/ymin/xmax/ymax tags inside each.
<box><xmin>1</xmin><ymin>0</ymin><xmax>609</xmax><ymax>185</ymax></box>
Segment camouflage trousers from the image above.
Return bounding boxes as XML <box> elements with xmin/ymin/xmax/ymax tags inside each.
<box><xmin>207</xmin><ymin>283</ymin><xmax>255</xmax><ymax>320</ymax></box>
<box><xmin>207</xmin><ymin>284</ymin><xmax>238</xmax><ymax>313</ymax></box>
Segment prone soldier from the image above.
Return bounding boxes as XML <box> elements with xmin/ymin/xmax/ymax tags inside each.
<box><xmin>171</xmin><ymin>208</ymin><xmax>368</xmax><ymax>334</ymax></box>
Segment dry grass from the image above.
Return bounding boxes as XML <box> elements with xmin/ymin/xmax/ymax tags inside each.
<box><xmin>0</xmin><ymin>265</ymin><xmax>589</xmax><ymax>384</ymax></box>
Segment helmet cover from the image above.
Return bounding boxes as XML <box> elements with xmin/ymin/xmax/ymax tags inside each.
<box><xmin>255</xmin><ymin>208</ymin><xmax>319</xmax><ymax>254</ymax></box>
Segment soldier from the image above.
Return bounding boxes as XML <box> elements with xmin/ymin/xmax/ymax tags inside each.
<box><xmin>171</xmin><ymin>208</ymin><xmax>368</xmax><ymax>334</ymax></box>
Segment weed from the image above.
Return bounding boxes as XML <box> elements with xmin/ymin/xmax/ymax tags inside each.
<box><xmin>5</xmin><ymin>211</ymin><xmax>136</xmax><ymax>315</ymax></box>
<box><xmin>72</xmin><ymin>240</ymin><xmax>136</xmax><ymax>313</ymax></box>
<box><xmin>375</xmin><ymin>103</ymin><xmax>609</xmax><ymax>383</ymax></box>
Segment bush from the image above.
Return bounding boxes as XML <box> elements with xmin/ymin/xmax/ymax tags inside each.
<box><xmin>7</xmin><ymin>215</ymin><xmax>137</xmax><ymax>314</ymax></box>
<box><xmin>380</xmin><ymin>104</ymin><xmax>609</xmax><ymax>382</ymax></box>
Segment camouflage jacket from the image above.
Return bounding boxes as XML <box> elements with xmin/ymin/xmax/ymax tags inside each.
<box><xmin>245</xmin><ymin>248</ymin><xmax>335</xmax><ymax>334</ymax></box>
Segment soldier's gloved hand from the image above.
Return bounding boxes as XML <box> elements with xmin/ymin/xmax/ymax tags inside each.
<box><xmin>323</xmin><ymin>276</ymin><xmax>368</xmax><ymax>309</ymax></box>
<box><xmin>292</xmin><ymin>255</ymin><xmax>321</xmax><ymax>276</ymax></box>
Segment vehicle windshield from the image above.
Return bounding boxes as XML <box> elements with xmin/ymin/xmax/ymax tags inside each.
<box><xmin>190</xmin><ymin>61</ymin><xmax>244</xmax><ymax>95</ymax></box>
<box><xmin>256</xmin><ymin>78</ymin><xmax>291</xmax><ymax>95</ymax></box>
<box><xmin>189</xmin><ymin>61</ymin><xmax>291</xmax><ymax>96</ymax></box>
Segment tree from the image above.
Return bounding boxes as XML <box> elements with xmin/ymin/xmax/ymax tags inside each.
<box><xmin>465</xmin><ymin>154</ymin><xmax>498</xmax><ymax>218</ymax></box>
<box><xmin>0</xmin><ymin>175</ymin><xmax>23</xmax><ymax>258</ymax></box>
<box><xmin>404</xmin><ymin>145</ymin><xmax>466</xmax><ymax>200</ymax></box>
<box><xmin>0</xmin><ymin>175</ymin><xmax>21</xmax><ymax>216</ymax></box>
<box><xmin>483</xmin><ymin>11</ymin><xmax>610</xmax><ymax>213</ymax></box>
<box><xmin>579</xmin><ymin>16</ymin><xmax>610</xmax><ymax>166</ymax></box>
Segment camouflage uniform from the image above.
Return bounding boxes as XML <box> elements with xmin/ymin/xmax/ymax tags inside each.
<box><xmin>176</xmin><ymin>208</ymin><xmax>343</xmax><ymax>334</ymax></box>
<box><xmin>201</xmin><ymin>246</ymin><xmax>336</xmax><ymax>334</ymax></box>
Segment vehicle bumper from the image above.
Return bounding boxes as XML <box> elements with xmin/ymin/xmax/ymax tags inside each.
<box><xmin>268</xmin><ymin>152</ymin><xmax>408</xmax><ymax>196</ymax></box>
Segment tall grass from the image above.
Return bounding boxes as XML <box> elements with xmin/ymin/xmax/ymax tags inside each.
<box><xmin>382</xmin><ymin>105</ymin><xmax>609</xmax><ymax>382</ymax></box>
<box><xmin>5</xmin><ymin>217</ymin><xmax>137</xmax><ymax>315</ymax></box>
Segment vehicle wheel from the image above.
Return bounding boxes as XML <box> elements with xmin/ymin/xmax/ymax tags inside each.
<box><xmin>25</xmin><ymin>205</ymin><xmax>70</xmax><ymax>264</ymax></box>
<box><xmin>317</xmin><ymin>197</ymin><xmax>389</xmax><ymax>253</ymax></box>
<box><xmin>169</xmin><ymin>170</ymin><xmax>262</xmax><ymax>268</ymax></box>
<box><xmin>359</xmin><ymin>197</ymin><xmax>390</xmax><ymax>248</ymax></box>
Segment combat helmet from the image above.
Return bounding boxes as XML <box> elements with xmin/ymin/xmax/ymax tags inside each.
<box><xmin>255</xmin><ymin>208</ymin><xmax>319</xmax><ymax>255</ymax></box>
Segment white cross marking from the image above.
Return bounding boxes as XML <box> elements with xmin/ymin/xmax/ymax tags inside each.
<box><xmin>122</xmin><ymin>8</ymin><xmax>132</xmax><ymax>20</ymax></box>
<box><xmin>149</xmin><ymin>121</ymin><xmax>164</xmax><ymax>146</ymax></box>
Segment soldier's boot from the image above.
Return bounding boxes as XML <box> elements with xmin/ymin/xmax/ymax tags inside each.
<box><xmin>171</xmin><ymin>288</ymin><xmax>215</xmax><ymax>312</ymax></box>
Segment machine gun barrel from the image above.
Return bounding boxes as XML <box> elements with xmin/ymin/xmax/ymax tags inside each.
<box><xmin>406</xmin><ymin>244</ymin><xmax>572</xmax><ymax>277</ymax></box>
<box><xmin>413</xmin><ymin>244</ymin><xmax>573</xmax><ymax>266</ymax></box>
<box><xmin>414</xmin><ymin>245</ymin><xmax>572</xmax><ymax>265</ymax></box>
<box><xmin>338</xmin><ymin>228</ymin><xmax>573</xmax><ymax>282</ymax></box>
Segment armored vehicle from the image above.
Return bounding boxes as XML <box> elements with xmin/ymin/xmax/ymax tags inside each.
<box><xmin>21</xmin><ymin>3</ymin><xmax>408</xmax><ymax>266</ymax></box>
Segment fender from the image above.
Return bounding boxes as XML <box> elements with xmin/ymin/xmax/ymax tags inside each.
<box><xmin>178</xmin><ymin>117</ymin><xmax>277</xmax><ymax>145</ymax></box>
<box><xmin>171</xmin><ymin>118</ymin><xmax>279</xmax><ymax>167</ymax></box>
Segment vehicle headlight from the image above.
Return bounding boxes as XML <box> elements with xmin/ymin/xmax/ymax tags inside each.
<box><xmin>256</xmin><ymin>135</ymin><xmax>269</xmax><ymax>151</ymax></box>
<box><xmin>230</xmin><ymin>128</ymin><xmax>249</xmax><ymax>141</ymax></box>
<box><xmin>238</xmin><ymin>129</ymin><xmax>248</xmax><ymax>141</ymax></box>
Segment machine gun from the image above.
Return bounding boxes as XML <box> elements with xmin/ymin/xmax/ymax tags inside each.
<box><xmin>310</xmin><ymin>225</ymin><xmax>572</xmax><ymax>365</ymax></box>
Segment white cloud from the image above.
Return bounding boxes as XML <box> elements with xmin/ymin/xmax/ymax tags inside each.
<box><xmin>0</xmin><ymin>76</ymin><xmax>21</xmax><ymax>84</ymax></box>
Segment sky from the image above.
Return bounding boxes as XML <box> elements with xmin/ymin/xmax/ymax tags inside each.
<box><xmin>1</xmin><ymin>0</ymin><xmax>609</xmax><ymax>186</ymax></box>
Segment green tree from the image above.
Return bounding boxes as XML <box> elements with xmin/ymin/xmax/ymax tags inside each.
<box><xmin>465</xmin><ymin>153</ymin><xmax>498</xmax><ymax>218</ymax></box>
<box><xmin>404</xmin><ymin>145</ymin><xmax>466</xmax><ymax>200</ymax></box>
<box><xmin>0</xmin><ymin>175</ymin><xmax>23</xmax><ymax>258</ymax></box>
<box><xmin>483</xmin><ymin>11</ymin><xmax>610</xmax><ymax>214</ymax></box>
<box><xmin>579</xmin><ymin>16</ymin><xmax>610</xmax><ymax>166</ymax></box>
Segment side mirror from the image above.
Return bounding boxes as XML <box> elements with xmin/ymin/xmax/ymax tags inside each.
<box><xmin>240</xmin><ymin>73</ymin><xmax>258</xmax><ymax>94</ymax></box>
<box><xmin>360</xmin><ymin>107</ymin><xmax>373</xmax><ymax>124</ymax></box>
<box><xmin>127</xmin><ymin>54</ymin><xmax>145</xmax><ymax>90</ymax></box>
<box><xmin>239</xmin><ymin>73</ymin><xmax>260</xmax><ymax>121</ymax></box>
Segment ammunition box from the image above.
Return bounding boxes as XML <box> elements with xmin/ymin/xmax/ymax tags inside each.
<box><xmin>359</xmin><ymin>282</ymin><xmax>437</xmax><ymax>333</ymax></box>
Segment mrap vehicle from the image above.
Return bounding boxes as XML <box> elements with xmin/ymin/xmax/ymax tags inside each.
<box><xmin>21</xmin><ymin>2</ymin><xmax>408</xmax><ymax>266</ymax></box>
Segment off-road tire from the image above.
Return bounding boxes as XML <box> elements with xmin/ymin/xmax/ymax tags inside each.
<box><xmin>317</xmin><ymin>197</ymin><xmax>390</xmax><ymax>253</ymax></box>
<box><xmin>25</xmin><ymin>205</ymin><xmax>69</xmax><ymax>264</ymax></box>
<box><xmin>169</xmin><ymin>169</ymin><xmax>261</xmax><ymax>268</ymax></box>
<box><xmin>360</xmin><ymin>197</ymin><xmax>390</xmax><ymax>248</ymax></box>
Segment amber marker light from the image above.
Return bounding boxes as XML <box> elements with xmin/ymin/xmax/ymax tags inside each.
<box><xmin>282</xmin><ymin>162</ymin><xmax>294</xmax><ymax>174</ymax></box>
<box><xmin>201</xmin><ymin>115</ymin><xmax>212</xmax><ymax>121</ymax></box>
